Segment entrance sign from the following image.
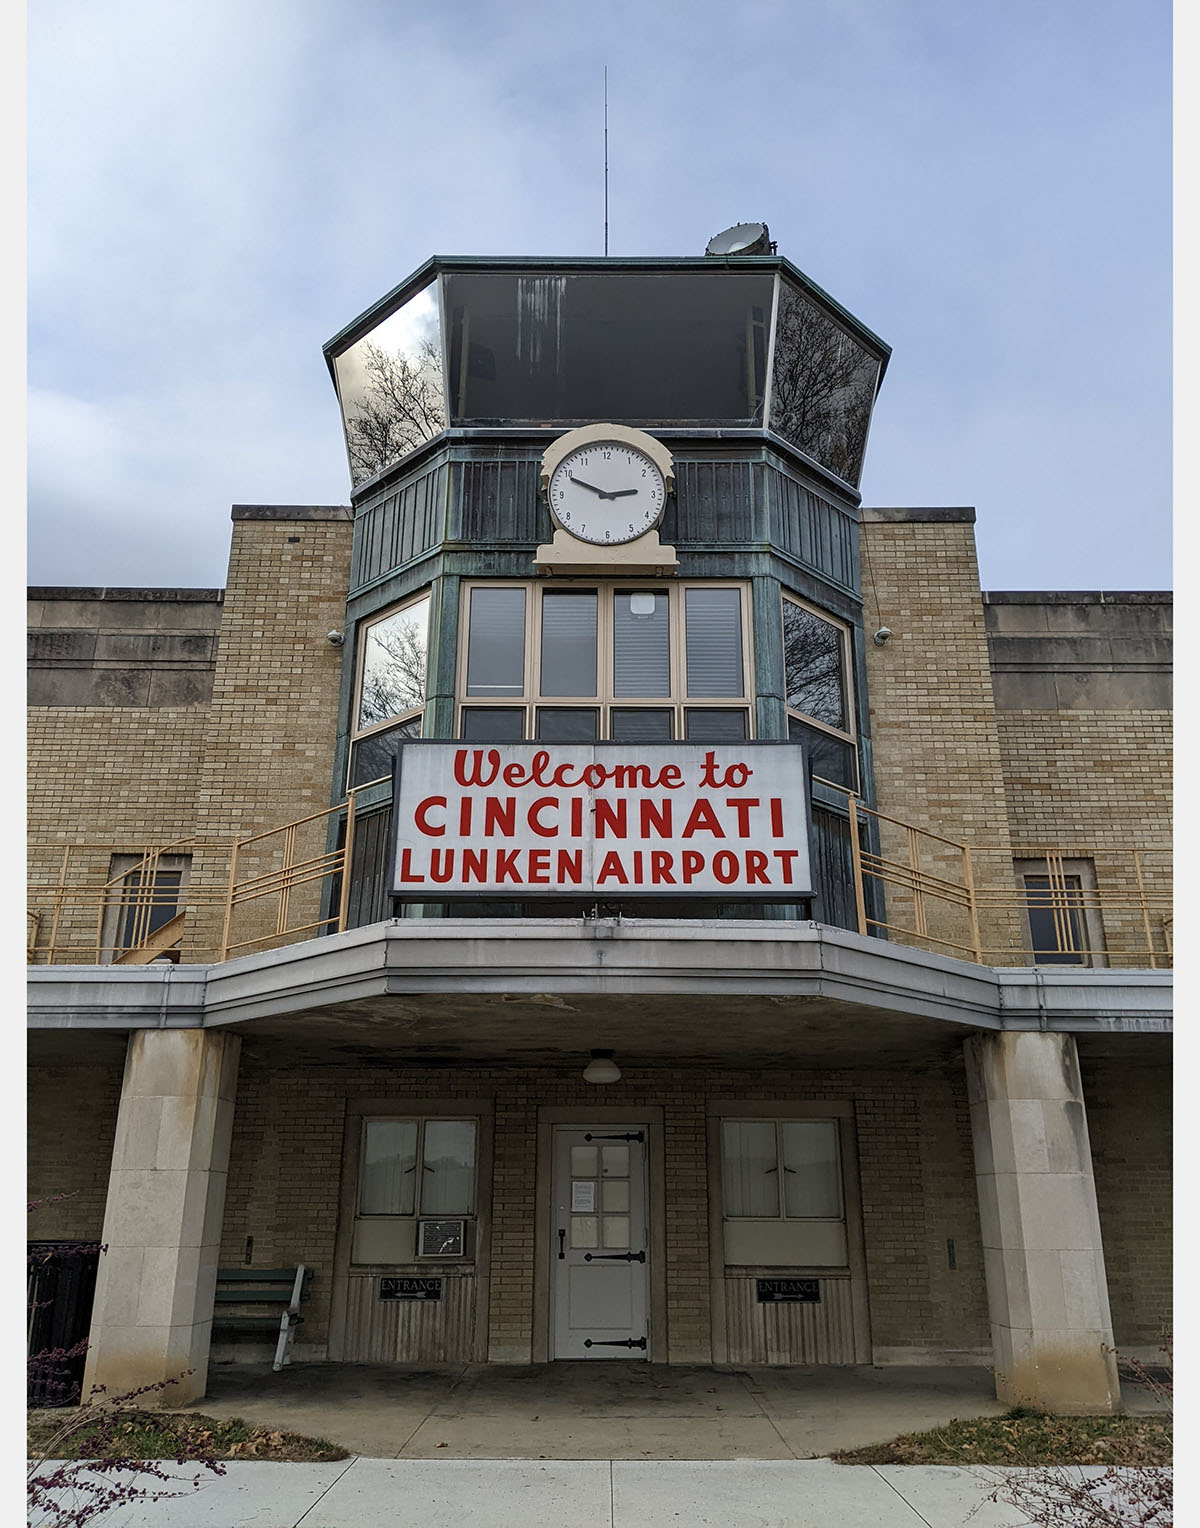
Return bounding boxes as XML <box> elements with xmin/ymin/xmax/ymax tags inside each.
<box><xmin>390</xmin><ymin>743</ymin><xmax>812</xmax><ymax>898</ymax></box>
<box><xmin>379</xmin><ymin>1277</ymin><xmax>443</xmax><ymax>1301</ymax></box>
<box><xmin>756</xmin><ymin>1278</ymin><xmax>821</xmax><ymax>1303</ymax></box>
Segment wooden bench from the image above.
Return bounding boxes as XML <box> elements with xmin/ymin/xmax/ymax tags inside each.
<box><xmin>213</xmin><ymin>1266</ymin><xmax>312</xmax><ymax>1371</ymax></box>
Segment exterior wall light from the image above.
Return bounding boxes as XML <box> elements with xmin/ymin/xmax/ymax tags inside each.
<box><xmin>327</xmin><ymin>630</ymin><xmax>345</xmax><ymax>646</ymax></box>
<box><xmin>872</xmin><ymin>627</ymin><xmax>892</xmax><ymax>646</ymax></box>
<box><xmin>582</xmin><ymin>1050</ymin><xmax>621</xmax><ymax>1084</ymax></box>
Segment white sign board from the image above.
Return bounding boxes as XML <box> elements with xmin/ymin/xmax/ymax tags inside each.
<box><xmin>390</xmin><ymin>743</ymin><xmax>812</xmax><ymax>899</ymax></box>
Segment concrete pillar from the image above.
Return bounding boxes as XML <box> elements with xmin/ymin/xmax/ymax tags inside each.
<box><xmin>82</xmin><ymin>1028</ymin><xmax>240</xmax><ymax>1406</ymax></box>
<box><xmin>965</xmin><ymin>1032</ymin><xmax>1119</xmax><ymax>1413</ymax></box>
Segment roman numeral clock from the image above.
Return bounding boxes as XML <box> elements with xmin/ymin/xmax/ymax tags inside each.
<box><xmin>536</xmin><ymin>424</ymin><xmax>678</xmax><ymax>575</ymax></box>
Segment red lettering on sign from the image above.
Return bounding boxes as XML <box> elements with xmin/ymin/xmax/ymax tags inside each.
<box><xmin>713</xmin><ymin>850</ymin><xmax>739</xmax><ymax>884</ymax></box>
<box><xmin>726</xmin><ymin>798</ymin><xmax>760</xmax><ymax>836</ymax></box>
<box><xmin>484</xmin><ymin>798</ymin><xmax>515</xmax><ymax>837</ymax></box>
<box><xmin>745</xmin><ymin>851</ymin><xmax>769</xmax><ymax>884</ymax></box>
<box><xmin>430</xmin><ymin>848</ymin><xmax>455</xmax><ymax>883</ymax></box>
<box><xmin>640</xmin><ymin>798</ymin><xmax>672</xmax><ymax>838</ymax></box>
<box><xmin>681</xmin><ymin>850</ymin><xmax>703</xmax><ymax>883</ymax></box>
<box><xmin>770</xmin><ymin>798</ymin><xmax>784</xmax><ymax>837</ymax></box>
<box><xmin>597</xmin><ymin>850</ymin><xmax>628</xmax><ymax>885</ymax></box>
<box><xmin>650</xmin><ymin>850</ymin><xmax>676</xmax><ymax>884</ymax></box>
<box><xmin>454</xmin><ymin>749</ymin><xmax>501</xmax><ymax>787</ymax></box>
<box><xmin>397</xmin><ymin>848</ymin><xmax>425</xmax><ymax>883</ymax></box>
<box><xmin>496</xmin><ymin>849</ymin><xmax>522</xmax><ymax>883</ymax></box>
<box><xmin>681</xmin><ymin>798</ymin><xmax>724</xmax><ymax>838</ymax></box>
<box><xmin>529</xmin><ymin>797</ymin><xmax>558</xmax><ymax>837</ymax></box>
<box><xmin>414</xmin><ymin>796</ymin><xmax>446</xmax><ymax>836</ymax></box>
<box><xmin>773</xmin><ymin>849</ymin><xmax>800</xmax><ymax>884</ymax></box>
<box><xmin>462</xmin><ymin>848</ymin><xmax>488</xmax><ymax>883</ymax></box>
<box><xmin>557</xmin><ymin>849</ymin><xmax>584</xmax><ymax>884</ymax></box>
<box><xmin>528</xmin><ymin>849</ymin><xmax>551</xmax><ymax>884</ymax></box>
<box><xmin>595</xmin><ymin>798</ymin><xmax>627</xmax><ymax>838</ymax></box>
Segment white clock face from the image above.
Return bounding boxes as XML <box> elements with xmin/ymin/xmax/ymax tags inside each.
<box><xmin>548</xmin><ymin>442</ymin><xmax>666</xmax><ymax>545</ymax></box>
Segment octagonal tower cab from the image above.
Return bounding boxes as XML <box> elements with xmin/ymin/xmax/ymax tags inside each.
<box><xmin>323</xmin><ymin>253</ymin><xmax>891</xmax><ymax>927</ymax></box>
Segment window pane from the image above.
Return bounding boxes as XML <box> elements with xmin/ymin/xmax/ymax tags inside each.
<box><xmin>420</xmin><ymin>1120</ymin><xmax>476</xmax><ymax>1215</ymax></box>
<box><xmin>466</xmin><ymin>588</ymin><xmax>526</xmax><ymax>696</ymax></box>
<box><xmin>685</xmin><ymin>709</ymin><xmax>747</xmax><ymax>742</ymax></box>
<box><xmin>614</xmin><ymin>591</ymin><xmax>670</xmax><ymax>695</ymax></box>
<box><xmin>787</xmin><ymin>718</ymin><xmax>856</xmax><ymax>791</ymax></box>
<box><xmin>783</xmin><ymin>601</ymin><xmax>846</xmax><ymax>730</ymax></box>
<box><xmin>540</xmin><ymin>591</ymin><xmax>597</xmax><ymax>696</ymax></box>
<box><xmin>722</xmin><ymin>1120</ymin><xmax>780</xmax><ymax>1218</ymax></box>
<box><xmin>117</xmin><ymin>871</ymin><xmax>182</xmax><ymax>950</ymax></box>
<box><xmin>536</xmin><ymin>707</ymin><xmax>599</xmax><ymax>742</ymax></box>
<box><xmin>461</xmin><ymin>707</ymin><xmax>526</xmax><ymax>740</ymax></box>
<box><xmin>1024</xmin><ymin>875</ymin><xmax>1087</xmax><ymax>964</ymax></box>
<box><xmin>361</xmin><ymin>1120</ymin><xmax>418</xmax><ymax>1214</ymax></box>
<box><xmin>780</xmin><ymin>1121</ymin><xmax>842</xmax><ymax>1218</ymax></box>
<box><xmin>610</xmin><ymin>708</ymin><xmax>673</xmax><ymax>742</ymax></box>
<box><xmin>686</xmin><ymin>589</ymin><xmax>743</xmax><ymax>696</ymax></box>
<box><xmin>351</xmin><ymin>718</ymin><xmax>421</xmax><ymax>787</ymax></box>
<box><xmin>358</xmin><ymin>597</ymin><xmax>429</xmax><ymax>729</ymax></box>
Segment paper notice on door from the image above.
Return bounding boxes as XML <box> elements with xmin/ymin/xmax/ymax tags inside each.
<box><xmin>571</xmin><ymin>1180</ymin><xmax>596</xmax><ymax>1212</ymax></box>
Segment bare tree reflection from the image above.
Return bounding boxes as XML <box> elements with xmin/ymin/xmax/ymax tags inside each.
<box><xmin>770</xmin><ymin>285</ymin><xmax>878</xmax><ymax>487</ymax></box>
<box><xmin>359</xmin><ymin>603</ymin><xmax>429</xmax><ymax>727</ymax></box>
<box><xmin>783</xmin><ymin>600</ymin><xmax>844</xmax><ymax>729</ymax></box>
<box><xmin>345</xmin><ymin>339</ymin><xmax>447</xmax><ymax>487</ymax></box>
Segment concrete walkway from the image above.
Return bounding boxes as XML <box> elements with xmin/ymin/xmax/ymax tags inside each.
<box><xmin>30</xmin><ymin>1456</ymin><xmax>1071</xmax><ymax>1526</ymax></box>
<box><xmin>194</xmin><ymin>1360</ymin><xmax>1012</xmax><ymax>1460</ymax></box>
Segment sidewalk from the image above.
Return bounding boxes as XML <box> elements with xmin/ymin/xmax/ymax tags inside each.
<box><xmin>30</xmin><ymin>1456</ymin><xmax>1061</xmax><ymax>1526</ymax></box>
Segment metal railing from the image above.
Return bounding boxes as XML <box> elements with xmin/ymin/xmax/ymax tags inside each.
<box><xmin>29</xmin><ymin>782</ymin><xmax>1172</xmax><ymax>970</ymax></box>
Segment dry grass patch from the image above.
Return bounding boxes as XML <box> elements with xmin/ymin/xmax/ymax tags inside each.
<box><xmin>832</xmin><ymin>1409</ymin><xmax>1172</xmax><ymax>1467</ymax></box>
<box><xmin>27</xmin><ymin>1408</ymin><xmax>350</xmax><ymax>1463</ymax></box>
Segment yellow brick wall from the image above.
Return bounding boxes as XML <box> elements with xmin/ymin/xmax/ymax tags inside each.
<box><xmin>27</xmin><ymin>1053</ymin><xmax>126</xmax><ymax>1239</ymax></box>
<box><xmin>1082</xmin><ymin>1056</ymin><xmax>1172</xmax><ymax>1349</ymax></box>
<box><xmin>216</xmin><ymin>1056</ymin><xmax>991</xmax><ymax>1363</ymax></box>
<box><xmin>996</xmin><ymin>710</ymin><xmax>1172</xmax><ymax>964</ymax></box>
<box><xmin>185</xmin><ymin>512</ymin><xmax>352</xmax><ymax>957</ymax></box>
<box><xmin>859</xmin><ymin>514</ymin><xmax>1023</xmax><ymax>957</ymax></box>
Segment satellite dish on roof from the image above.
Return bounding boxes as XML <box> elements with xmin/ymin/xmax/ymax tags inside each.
<box><xmin>705</xmin><ymin>222</ymin><xmax>774</xmax><ymax>256</ymax></box>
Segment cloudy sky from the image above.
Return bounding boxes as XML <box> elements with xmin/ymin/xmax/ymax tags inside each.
<box><xmin>27</xmin><ymin>0</ymin><xmax>1172</xmax><ymax>592</ymax></box>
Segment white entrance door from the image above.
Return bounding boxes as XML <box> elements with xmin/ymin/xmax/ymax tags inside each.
<box><xmin>551</xmin><ymin>1126</ymin><xmax>649</xmax><ymax>1358</ymax></box>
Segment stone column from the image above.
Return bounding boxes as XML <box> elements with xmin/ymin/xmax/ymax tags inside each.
<box><xmin>965</xmin><ymin>1032</ymin><xmax>1119</xmax><ymax>1413</ymax></box>
<box><xmin>82</xmin><ymin>1028</ymin><xmax>240</xmax><ymax>1406</ymax></box>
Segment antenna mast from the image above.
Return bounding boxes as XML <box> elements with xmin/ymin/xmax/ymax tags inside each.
<box><xmin>603</xmin><ymin>67</ymin><xmax>609</xmax><ymax>257</ymax></box>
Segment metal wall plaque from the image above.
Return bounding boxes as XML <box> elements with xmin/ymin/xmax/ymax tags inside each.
<box><xmin>379</xmin><ymin>1277</ymin><xmax>443</xmax><ymax>1301</ymax></box>
<box><xmin>756</xmin><ymin>1277</ymin><xmax>820</xmax><ymax>1303</ymax></box>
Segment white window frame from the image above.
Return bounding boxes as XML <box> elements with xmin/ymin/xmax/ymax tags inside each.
<box><xmin>455</xmin><ymin>579</ymin><xmax>755</xmax><ymax>740</ymax></box>
<box><xmin>720</xmin><ymin>1116</ymin><xmax>845</xmax><ymax>1224</ymax></box>
<box><xmin>357</xmin><ymin>1116</ymin><xmax>479</xmax><ymax>1234</ymax></box>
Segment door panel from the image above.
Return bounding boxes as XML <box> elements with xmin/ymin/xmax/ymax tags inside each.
<box><xmin>551</xmin><ymin>1126</ymin><xmax>648</xmax><ymax>1357</ymax></box>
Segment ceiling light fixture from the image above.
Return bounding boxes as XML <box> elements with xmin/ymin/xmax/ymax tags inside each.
<box><xmin>582</xmin><ymin>1049</ymin><xmax>621</xmax><ymax>1084</ymax></box>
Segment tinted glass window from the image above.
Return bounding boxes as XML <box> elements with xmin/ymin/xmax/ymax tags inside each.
<box><xmin>685</xmin><ymin>589</ymin><xmax>743</xmax><ymax>696</ymax></box>
<box><xmin>540</xmin><ymin>591</ymin><xmax>597</xmax><ymax>696</ymax></box>
<box><xmin>536</xmin><ymin>708</ymin><xmax>599</xmax><ymax>741</ymax></box>
<box><xmin>466</xmin><ymin>588</ymin><xmax>526</xmax><ymax>697</ymax></box>
<box><xmin>614</xmin><ymin>591</ymin><xmax>670</xmax><ymax>696</ymax></box>
<box><xmin>610</xmin><ymin>708</ymin><xmax>673</xmax><ymax>742</ymax></box>
<box><xmin>359</xmin><ymin>597</ymin><xmax>429</xmax><ymax>730</ymax></box>
<box><xmin>769</xmin><ymin>279</ymin><xmax>880</xmax><ymax>488</ymax></box>
<box><xmin>445</xmin><ymin>272</ymin><xmax>772</xmax><ymax>425</ymax></box>
<box><xmin>333</xmin><ymin>284</ymin><xmax>446</xmax><ymax>487</ymax></box>
<box><xmin>461</xmin><ymin>708</ymin><xmax>526</xmax><ymax>740</ymax></box>
<box><xmin>783</xmin><ymin>600</ymin><xmax>846</xmax><ymax>730</ymax></box>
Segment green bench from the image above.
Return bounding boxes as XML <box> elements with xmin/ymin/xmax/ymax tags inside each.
<box><xmin>213</xmin><ymin>1266</ymin><xmax>312</xmax><ymax>1372</ymax></box>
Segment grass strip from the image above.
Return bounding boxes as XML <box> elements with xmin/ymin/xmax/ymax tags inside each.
<box><xmin>27</xmin><ymin>1409</ymin><xmax>350</xmax><ymax>1463</ymax></box>
<box><xmin>832</xmin><ymin>1408</ymin><xmax>1171</xmax><ymax>1467</ymax></box>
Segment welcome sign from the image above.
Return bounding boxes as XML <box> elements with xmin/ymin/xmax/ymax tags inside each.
<box><xmin>390</xmin><ymin>743</ymin><xmax>812</xmax><ymax>898</ymax></box>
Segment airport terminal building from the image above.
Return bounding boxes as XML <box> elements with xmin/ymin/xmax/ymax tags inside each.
<box><xmin>27</xmin><ymin>245</ymin><xmax>1171</xmax><ymax>1414</ymax></box>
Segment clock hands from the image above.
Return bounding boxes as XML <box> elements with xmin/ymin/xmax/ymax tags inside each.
<box><xmin>569</xmin><ymin>475</ymin><xmax>639</xmax><ymax>502</ymax></box>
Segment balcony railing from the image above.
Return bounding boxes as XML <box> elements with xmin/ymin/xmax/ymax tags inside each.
<box><xmin>28</xmin><ymin>781</ymin><xmax>1172</xmax><ymax>971</ymax></box>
